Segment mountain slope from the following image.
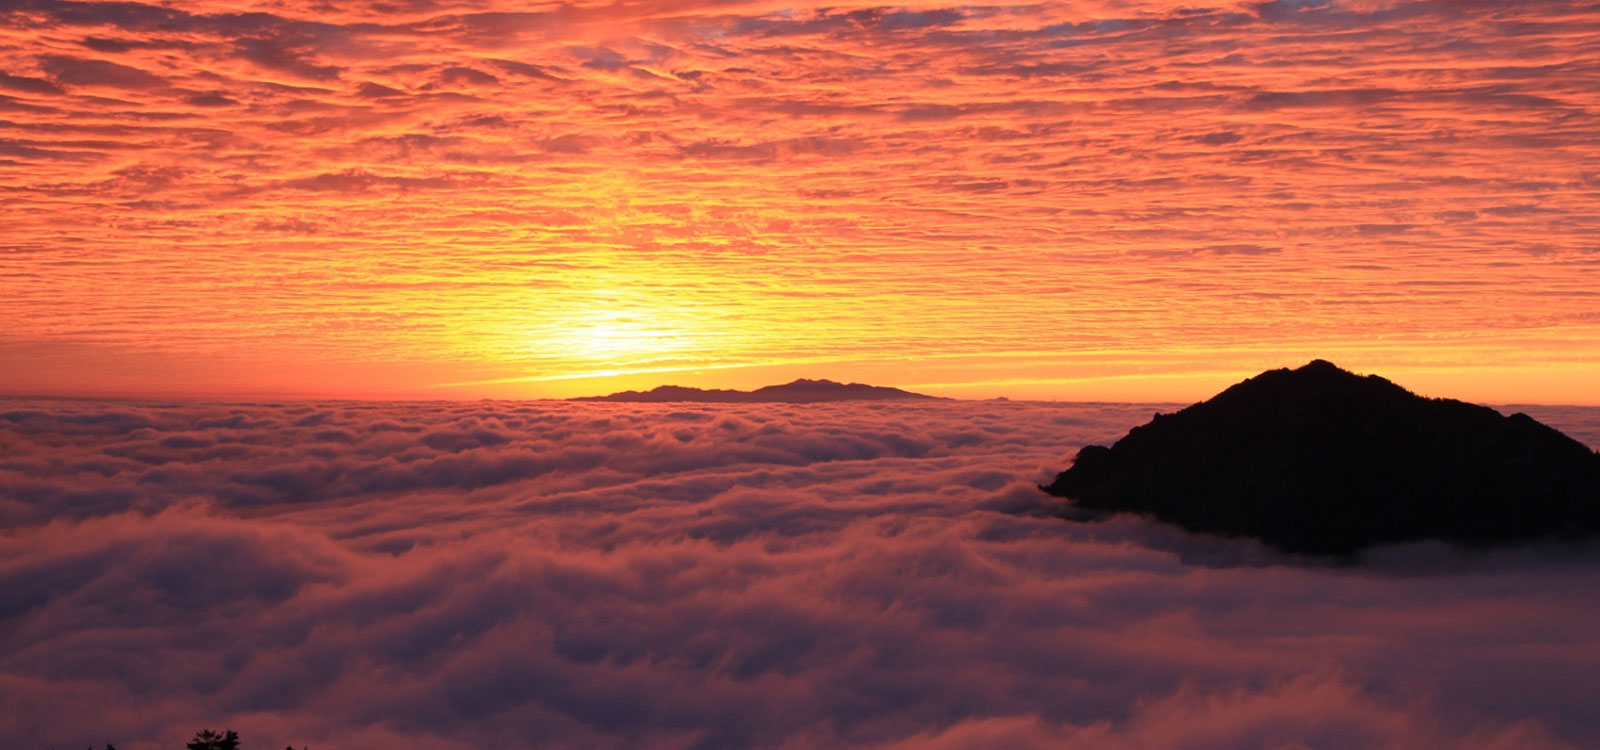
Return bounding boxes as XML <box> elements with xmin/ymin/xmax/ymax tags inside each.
<box><xmin>1043</xmin><ymin>360</ymin><xmax>1600</xmax><ymax>555</ymax></box>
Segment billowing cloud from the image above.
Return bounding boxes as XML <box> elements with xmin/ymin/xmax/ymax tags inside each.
<box><xmin>3</xmin><ymin>398</ymin><xmax>1599</xmax><ymax>749</ymax></box>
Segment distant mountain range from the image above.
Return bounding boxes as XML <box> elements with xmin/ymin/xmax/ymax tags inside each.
<box><xmin>573</xmin><ymin>378</ymin><xmax>942</xmax><ymax>403</ymax></box>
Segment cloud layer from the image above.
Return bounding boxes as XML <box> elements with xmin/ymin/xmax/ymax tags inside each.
<box><xmin>4</xmin><ymin>398</ymin><xmax>1599</xmax><ymax>749</ymax></box>
<box><xmin>2</xmin><ymin>0</ymin><xmax>1599</xmax><ymax>395</ymax></box>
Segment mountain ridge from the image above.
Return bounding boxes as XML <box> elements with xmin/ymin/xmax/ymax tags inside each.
<box><xmin>572</xmin><ymin>378</ymin><xmax>942</xmax><ymax>403</ymax></box>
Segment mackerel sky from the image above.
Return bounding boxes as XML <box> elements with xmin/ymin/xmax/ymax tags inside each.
<box><xmin>2</xmin><ymin>0</ymin><xmax>1597</xmax><ymax>400</ymax></box>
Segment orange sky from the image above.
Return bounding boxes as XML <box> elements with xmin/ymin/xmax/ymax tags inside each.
<box><xmin>2</xmin><ymin>0</ymin><xmax>1597</xmax><ymax>403</ymax></box>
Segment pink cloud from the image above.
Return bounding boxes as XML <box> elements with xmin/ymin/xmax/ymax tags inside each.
<box><xmin>2</xmin><ymin>398</ymin><xmax>1598</xmax><ymax>748</ymax></box>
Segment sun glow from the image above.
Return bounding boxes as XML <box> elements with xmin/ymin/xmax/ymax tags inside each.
<box><xmin>538</xmin><ymin>297</ymin><xmax>707</xmax><ymax>371</ymax></box>
<box><xmin>564</xmin><ymin>317</ymin><xmax>675</xmax><ymax>361</ymax></box>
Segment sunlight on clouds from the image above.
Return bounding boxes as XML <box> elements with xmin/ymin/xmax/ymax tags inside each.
<box><xmin>547</xmin><ymin>303</ymin><xmax>699</xmax><ymax>365</ymax></box>
<box><xmin>0</xmin><ymin>0</ymin><xmax>1597</xmax><ymax>399</ymax></box>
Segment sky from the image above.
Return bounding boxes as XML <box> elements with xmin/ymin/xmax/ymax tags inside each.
<box><xmin>4</xmin><ymin>397</ymin><xmax>1599</xmax><ymax>749</ymax></box>
<box><xmin>2</xmin><ymin>0</ymin><xmax>1598</xmax><ymax>402</ymax></box>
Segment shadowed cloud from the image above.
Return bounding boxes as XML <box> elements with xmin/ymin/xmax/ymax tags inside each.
<box><xmin>38</xmin><ymin>54</ymin><xmax>169</xmax><ymax>90</ymax></box>
<box><xmin>3</xmin><ymin>397</ymin><xmax>1599</xmax><ymax>749</ymax></box>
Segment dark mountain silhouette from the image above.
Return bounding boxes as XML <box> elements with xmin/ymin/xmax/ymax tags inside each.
<box><xmin>1042</xmin><ymin>360</ymin><xmax>1600</xmax><ymax>555</ymax></box>
<box><xmin>573</xmin><ymin>378</ymin><xmax>942</xmax><ymax>403</ymax></box>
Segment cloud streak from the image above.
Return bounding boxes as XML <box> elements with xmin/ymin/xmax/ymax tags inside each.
<box><xmin>3</xmin><ymin>398</ymin><xmax>1599</xmax><ymax>749</ymax></box>
<box><xmin>0</xmin><ymin>0</ymin><xmax>1598</xmax><ymax>396</ymax></box>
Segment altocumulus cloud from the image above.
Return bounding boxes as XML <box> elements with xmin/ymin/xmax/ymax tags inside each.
<box><xmin>2</xmin><ymin>399</ymin><xmax>1599</xmax><ymax>749</ymax></box>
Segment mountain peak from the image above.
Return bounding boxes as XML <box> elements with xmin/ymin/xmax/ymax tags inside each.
<box><xmin>1043</xmin><ymin>360</ymin><xmax>1600</xmax><ymax>556</ymax></box>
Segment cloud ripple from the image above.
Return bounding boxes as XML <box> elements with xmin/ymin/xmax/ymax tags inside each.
<box><xmin>2</xmin><ymin>0</ymin><xmax>1598</xmax><ymax>393</ymax></box>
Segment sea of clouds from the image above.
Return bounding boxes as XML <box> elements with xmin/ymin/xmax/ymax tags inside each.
<box><xmin>3</xmin><ymin>398</ymin><xmax>1599</xmax><ymax>750</ymax></box>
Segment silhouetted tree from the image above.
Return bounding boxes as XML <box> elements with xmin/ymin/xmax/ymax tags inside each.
<box><xmin>187</xmin><ymin>729</ymin><xmax>240</xmax><ymax>750</ymax></box>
